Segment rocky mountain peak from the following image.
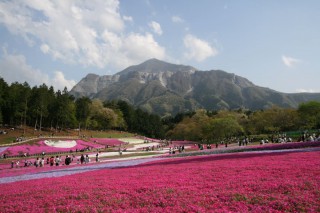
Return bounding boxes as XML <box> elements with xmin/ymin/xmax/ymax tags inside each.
<box><xmin>116</xmin><ymin>58</ymin><xmax>197</xmax><ymax>76</ymax></box>
<box><xmin>70</xmin><ymin>59</ymin><xmax>320</xmax><ymax>116</ymax></box>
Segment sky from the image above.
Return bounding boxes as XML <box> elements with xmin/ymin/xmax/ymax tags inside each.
<box><xmin>0</xmin><ymin>0</ymin><xmax>319</xmax><ymax>93</ymax></box>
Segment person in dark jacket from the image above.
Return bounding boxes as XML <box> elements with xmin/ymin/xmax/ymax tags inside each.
<box><xmin>80</xmin><ymin>154</ymin><xmax>85</xmax><ymax>164</ymax></box>
<box><xmin>65</xmin><ymin>155</ymin><xmax>71</xmax><ymax>165</ymax></box>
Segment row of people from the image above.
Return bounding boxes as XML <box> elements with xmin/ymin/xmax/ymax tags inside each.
<box><xmin>10</xmin><ymin>153</ymin><xmax>100</xmax><ymax>168</ymax></box>
<box><xmin>169</xmin><ymin>145</ymin><xmax>185</xmax><ymax>154</ymax></box>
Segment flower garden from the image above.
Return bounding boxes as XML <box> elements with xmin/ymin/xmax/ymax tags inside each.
<box><xmin>0</xmin><ymin>148</ymin><xmax>319</xmax><ymax>212</ymax></box>
<box><xmin>0</xmin><ymin>139</ymin><xmax>320</xmax><ymax>212</ymax></box>
<box><xmin>0</xmin><ymin>139</ymin><xmax>104</xmax><ymax>157</ymax></box>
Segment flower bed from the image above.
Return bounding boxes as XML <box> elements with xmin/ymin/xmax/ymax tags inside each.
<box><xmin>0</xmin><ymin>140</ymin><xmax>104</xmax><ymax>156</ymax></box>
<box><xmin>172</xmin><ymin>141</ymin><xmax>320</xmax><ymax>157</ymax></box>
<box><xmin>0</xmin><ymin>150</ymin><xmax>319</xmax><ymax>212</ymax></box>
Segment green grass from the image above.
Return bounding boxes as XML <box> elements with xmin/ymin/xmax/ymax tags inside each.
<box><xmin>91</xmin><ymin>131</ymin><xmax>134</xmax><ymax>138</ymax></box>
<box><xmin>0</xmin><ymin>137</ymin><xmax>16</xmax><ymax>145</ymax></box>
<box><xmin>0</xmin><ymin>128</ymin><xmax>136</xmax><ymax>146</ymax></box>
<box><xmin>100</xmin><ymin>152</ymin><xmax>160</xmax><ymax>160</ymax></box>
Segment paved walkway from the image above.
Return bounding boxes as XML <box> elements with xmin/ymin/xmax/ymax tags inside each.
<box><xmin>0</xmin><ymin>157</ymin><xmax>163</xmax><ymax>184</ymax></box>
<box><xmin>1</xmin><ymin>147</ymin><xmax>319</xmax><ymax>185</ymax></box>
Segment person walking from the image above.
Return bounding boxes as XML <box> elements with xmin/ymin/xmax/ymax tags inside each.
<box><xmin>55</xmin><ymin>156</ymin><xmax>60</xmax><ymax>166</ymax></box>
<box><xmin>80</xmin><ymin>154</ymin><xmax>85</xmax><ymax>164</ymax></box>
<box><xmin>34</xmin><ymin>157</ymin><xmax>40</xmax><ymax>167</ymax></box>
<box><xmin>85</xmin><ymin>154</ymin><xmax>89</xmax><ymax>163</ymax></box>
<box><xmin>40</xmin><ymin>158</ymin><xmax>44</xmax><ymax>167</ymax></box>
<box><xmin>95</xmin><ymin>153</ymin><xmax>99</xmax><ymax>162</ymax></box>
<box><xmin>50</xmin><ymin>156</ymin><xmax>54</xmax><ymax>166</ymax></box>
<box><xmin>65</xmin><ymin>155</ymin><xmax>71</xmax><ymax>165</ymax></box>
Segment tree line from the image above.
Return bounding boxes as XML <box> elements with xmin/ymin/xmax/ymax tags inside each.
<box><xmin>1</xmin><ymin>77</ymin><xmax>320</xmax><ymax>141</ymax></box>
<box><xmin>165</xmin><ymin>102</ymin><xmax>320</xmax><ymax>142</ymax></box>
<box><xmin>0</xmin><ymin>78</ymin><xmax>164</xmax><ymax>138</ymax></box>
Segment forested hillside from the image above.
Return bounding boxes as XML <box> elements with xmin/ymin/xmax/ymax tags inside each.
<box><xmin>0</xmin><ymin>78</ymin><xmax>164</xmax><ymax>138</ymax></box>
<box><xmin>1</xmin><ymin>77</ymin><xmax>320</xmax><ymax>142</ymax></box>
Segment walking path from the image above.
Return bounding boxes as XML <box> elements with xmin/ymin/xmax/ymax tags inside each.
<box><xmin>1</xmin><ymin>147</ymin><xmax>319</xmax><ymax>185</ymax></box>
<box><xmin>0</xmin><ymin>157</ymin><xmax>163</xmax><ymax>184</ymax></box>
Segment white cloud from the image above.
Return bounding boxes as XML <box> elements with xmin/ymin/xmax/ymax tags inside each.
<box><xmin>296</xmin><ymin>88</ymin><xmax>317</xmax><ymax>93</ymax></box>
<box><xmin>123</xmin><ymin>33</ymin><xmax>165</xmax><ymax>60</ymax></box>
<box><xmin>52</xmin><ymin>71</ymin><xmax>76</xmax><ymax>91</ymax></box>
<box><xmin>40</xmin><ymin>44</ymin><xmax>50</xmax><ymax>54</ymax></box>
<box><xmin>172</xmin><ymin>16</ymin><xmax>184</xmax><ymax>23</ymax></box>
<box><xmin>282</xmin><ymin>55</ymin><xmax>301</xmax><ymax>68</ymax></box>
<box><xmin>149</xmin><ymin>21</ymin><xmax>163</xmax><ymax>35</ymax></box>
<box><xmin>183</xmin><ymin>34</ymin><xmax>218</xmax><ymax>62</ymax></box>
<box><xmin>101</xmin><ymin>31</ymin><xmax>166</xmax><ymax>69</ymax></box>
<box><xmin>101</xmin><ymin>33</ymin><xmax>165</xmax><ymax>69</ymax></box>
<box><xmin>0</xmin><ymin>52</ymin><xmax>75</xmax><ymax>91</ymax></box>
<box><xmin>0</xmin><ymin>0</ymin><xmax>166</xmax><ymax>70</ymax></box>
<box><xmin>123</xmin><ymin>15</ymin><xmax>133</xmax><ymax>22</ymax></box>
<box><xmin>0</xmin><ymin>52</ymin><xmax>49</xmax><ymax>86</ymax></box>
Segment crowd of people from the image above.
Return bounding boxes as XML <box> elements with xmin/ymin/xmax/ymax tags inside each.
<box><xmin>10</xmin><ymin>153</ymin><xmax>100</xmax><ymax>169</ymax></box>
<box><xmin>6</xmin><ymin>132</ymin><xmax>320</xmax><ymax>169</ymax></box>
<box><xmin>169</xmin><ymin>145</ymin><xmax>185</xmax><ymax>154</ymax></box>
<box><xmin>142</xmin><ymin>139</ymin><xmax>174</xmax><ymax>152</ymax></box>
<box><xmin>299</xmin><ymin>133</ymin><xmax>320</xmax><ymax>142</ymax></box>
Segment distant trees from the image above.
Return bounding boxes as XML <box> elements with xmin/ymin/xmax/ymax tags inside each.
<box><xmin>165</xmin><ymin>103</ymin><xmax>320</xmax><ymax>142</ymax></box>
<box><xmin>298</xmin><ymin>101</ymin><xmax>320</xmax><ymax>129</ymax></box>
<box><xmin>105</xmin><ymin>100</ymin><xmax>164</xmax><ymax>138</ymax></box>
<box><xmin>167</xmin><ymin>110</ymin><xmax>243</xmax><ymax>142</ymax></box>
<box><xmin>75</xmin><ymin>97</ymin><xmax>91</xmax><ymax>131</ymax></box>
<box><xmin>0</xmin><ymin>78</ymin><xmax>8</xmax><ymax>124</ymax></box>
<box><xmin>1</xmin><ymin>77</ymin><xmax>320</xmax><ymax>140</ymax></box>
<box><xmin>245</xmin><ymin>107</ymin><xmax>299</xmax><ymax>134</ymax></box>
<box><xmin>204</xmin><ymin>117</ymin><xmax>243</xmax><ymax>143</ymax></box>
<box><xmin>28</xmin><ymin>84</ymin><xmax>55</xmax><ymax>131</ymax></box>
<box><xmin>0</xmin><ymin>78</ymin><xmax>165</xmax><ymax>138</ymax></box>
<box><xmin>88</xmin><ymin>99</ymin><xmax>118</xmax><ymax>130</ymax></box>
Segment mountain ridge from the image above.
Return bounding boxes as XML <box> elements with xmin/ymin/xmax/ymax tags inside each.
<box><xmin>70</xmin><ymin>59</ymin><xmax>320</xmax><ymax>116</ymax></box>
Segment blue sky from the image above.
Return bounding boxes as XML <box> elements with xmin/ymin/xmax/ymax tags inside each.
<box><xmin>0</xmin><ymin>0</ymin><xmax>319</xmax><ymax>93</ymax></box>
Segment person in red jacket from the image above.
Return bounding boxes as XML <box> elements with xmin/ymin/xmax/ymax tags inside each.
<box><xmin>49</xmin><ymin>156</ymin><xmax>54</xmax><ymax>166</ymax></box>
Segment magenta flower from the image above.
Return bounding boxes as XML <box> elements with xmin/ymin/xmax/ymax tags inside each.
<box><xmin>1</xmin><ymin>140</ymin><xmax>104</xmax><ymax>156</ymax></box>
<box><xmin>0</xmin><ymin>148</ymin><xmax>319</xmax><ymax>212</ymax></box>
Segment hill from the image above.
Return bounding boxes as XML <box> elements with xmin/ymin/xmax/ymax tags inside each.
<box><xmin>70</xmin><ymin>59</ymin><xmax>320</xmax><ymax>116</ymax></box>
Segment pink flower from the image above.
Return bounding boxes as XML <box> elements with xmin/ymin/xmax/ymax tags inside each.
<box><xmin>0</xmin><ymin>149</ymin><xmax>319</xmax><ymax>212</ymax></box>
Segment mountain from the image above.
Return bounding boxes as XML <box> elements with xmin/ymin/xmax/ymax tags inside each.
<box><xmin>70</xmin><ymin>59</ymin><xmax>320</xmax><ymax>116</ymax></box>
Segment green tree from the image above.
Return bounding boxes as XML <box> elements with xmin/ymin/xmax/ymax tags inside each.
<box><xmin>204</xmin><ymin>117</ymin><xmax>243</xmax><ymax>142</ymax></box>
<box><xmin>75</xmin><ymin>97</ymin><xmax>91</xmax><ymax>131</ymax></box>
<box><xmin>45</xmin><ymin>86</ymin><xmax>57</xmax><ymax>129</ymax></box>
<box><xmin>117</xmin><ymin>100</ymin><xmax>135</xmax><ymax>132</ymax></box>
<box><xmin>0</xmin><ymin>78</ymin><xmax>9</xmax><ymax>125</ymax></box>
<box><xmin>51</xmin><ymin>88</ymin><xmax>76</xmax><ymax>130</ymax></box>
<box><xmin>247</xmin><ymin>106</ymin><xmax>300</xmax><ymax>134</ymax></box>
<box><xmin>298</xmin><ymin>101</ymin><xmax>320</xmax><ymax>129</ymax></box>
<box><xmin>89</xmin><ymin>99</ymin><xmax>118</xmax><ymax>130</ymax></box>
<box><xmin>28</xmin><ymin>84</ymin><xmax>55</xmax><ymax>132</ymax></box>
<box><xmin>167</xmin><ymin>110</ymin><xmax>209</xmax><ymax>141</ymax></box>
<box><xmin>4</xmin><ymin>82</ymin><xmax>31</xmax><ymax>126</ymax></box>
<box><xmin>104</xmin><ymin>100</ymin><xmax>127</xmax><ymax>130</ymax></box>
<box><xmin>166</xmin><ymin>117</ymin><xmax>200</xmax><ymax>140</ymax></box>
